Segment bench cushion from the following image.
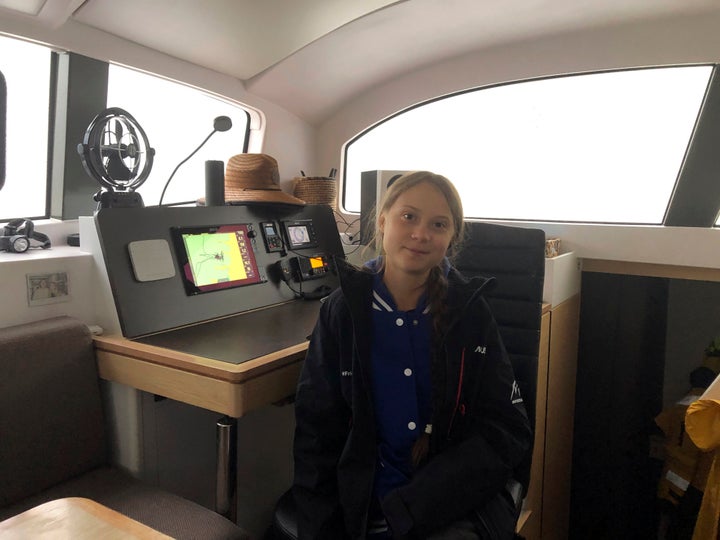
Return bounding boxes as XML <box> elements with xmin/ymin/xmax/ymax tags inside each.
<box><xmin>0</xmin><ymin>316</ymin><xmax>107</xmax><ymax>506</ymax></box>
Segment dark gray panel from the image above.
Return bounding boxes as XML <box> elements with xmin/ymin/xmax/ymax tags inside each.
<box><xmin>51</xmin><ymin>52</ymin><xmax>108</xmax><ymax>220</ymax></box>
<box><xmin>95</xmin><ymin>203</ymin><xmax>343</xmax><ymax>338</ymax></box>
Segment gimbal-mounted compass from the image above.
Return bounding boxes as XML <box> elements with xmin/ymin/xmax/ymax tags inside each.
<box><xmin>77</xmin><ymin>107</ymin><xmax>155</xmax><ymax>209</ymax></box>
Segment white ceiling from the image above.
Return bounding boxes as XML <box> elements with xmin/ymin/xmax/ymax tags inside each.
<box><xmin>4</xmin><ymin>0</ymin><xmax>720</xmax><ymax>124</ymax></box>
<box><xmin>70</xmin><ymin>0</ymin><xmax>404</xmax><ymax>80</ymax></box>
<box><xmin>0</xmin><ymin>0</ymin><xmax>46</xmax><ymax>16</ymax></box>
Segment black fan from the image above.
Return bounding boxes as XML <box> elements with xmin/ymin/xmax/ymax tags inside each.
<box><xmin>77</xmin><ymin>107</ymin><xmax>155</xmax><ymax>209</ymax></box>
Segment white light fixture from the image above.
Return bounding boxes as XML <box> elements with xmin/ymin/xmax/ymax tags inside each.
<box><xmin>0</xmin><ymin>0</ymin><xmax>47</xmax><ymax>16</ymax></box>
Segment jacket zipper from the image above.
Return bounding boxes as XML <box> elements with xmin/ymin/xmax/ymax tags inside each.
<box><xmin>447</xmin><ymin>346</ymin><xmax>467</xmax><ymax>436</ymax></box>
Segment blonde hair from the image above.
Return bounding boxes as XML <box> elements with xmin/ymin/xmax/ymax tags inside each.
<box><xmin>374</xmin><ymin>171</ymin><xmax>465</xmax><ymax>260</ymax></box>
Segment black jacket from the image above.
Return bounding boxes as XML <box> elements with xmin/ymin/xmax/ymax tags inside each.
<box><xmin>293</xmin><ymin>259</ymin><xmax>532</xmax><ymax>539</ymax></box>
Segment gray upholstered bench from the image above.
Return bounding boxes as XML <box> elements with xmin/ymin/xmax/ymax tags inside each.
<box><xmin>0</xmin><ymin>316</ymin><xmax>249</xmax><ymax>539</ymax></box>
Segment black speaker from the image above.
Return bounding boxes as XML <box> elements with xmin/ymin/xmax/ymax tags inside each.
<box><xmin>205</xmin><ymin>160</ymin><xmax>225</xmax><ymax>207</ymax></box>
<box><xmin>359</xmin><ymin>170</ymin><xmax>406</xmax><ymax>245</ymax></box>
<box><xmin>0</xmin><ymin>219</ymin><xmax>51</xmax><ymax>253</ymax></box>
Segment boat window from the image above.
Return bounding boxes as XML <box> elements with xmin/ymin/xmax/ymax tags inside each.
<box><xmin>0</xmin><ymin>35</ymin><xmax>52</xmax><ymax>221</ymax></box>
<box><xmin>343</xmin><ymin>66</ymin><xmax>713</xmax><ymax>224</ymax></box>
<box><xmin>0</xmin><ymin>32</ymin><xmax>253</xmax><ymax>223</ymax></box>
<box><xmin>107</xmin><ymin>65</ymin><xmax>250</xmax><ymax>206</ymax></box>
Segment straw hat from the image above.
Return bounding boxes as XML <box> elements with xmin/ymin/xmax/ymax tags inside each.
<box><xmin>222</xmin><ymin>153</ymin><xmax>305</xmax><ymax>205</ymax></box>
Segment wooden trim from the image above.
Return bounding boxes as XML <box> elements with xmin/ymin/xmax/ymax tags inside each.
<box><xmin>516</xmin><ymin>509</ymin><xmax>532</xmax><ymax>535</ymax></box>
<box><xmin>93</xmin><ymin>334</ymin><xmax>307</xmax><ymax>383</ymax></box>
<box><xmin>541</xmin><ymin>294</ymin><xmax>580</xmax><ymax>540</ymax></box>
<box><xmin>97</xmin><ymin>351</ymin><xmax>241</xmax><ymax>416</ymax></box>
<box><xmin>582</xmin><ymin>259</ymin><xmax>720</xmax><ymax>282</ymax></box>
<box><xmin>93</xmin><ymin>331</ymin><xmax>308</xmax><ymax>417</ymax></box>
<box><xmin>518</xmin><ymin>310</ymin><xmax>550</xmax><ymax>540</ymax></box>
<box><xmin>96</xmin><ymin>349</ymin><xmax>303</xmax><ymax>417</ymax></box>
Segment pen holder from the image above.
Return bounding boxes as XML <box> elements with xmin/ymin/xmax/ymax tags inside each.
<box><xmin>293</xmin><ymin>176</ymin><xmax>337</xmax><ymax>209</ymax></box>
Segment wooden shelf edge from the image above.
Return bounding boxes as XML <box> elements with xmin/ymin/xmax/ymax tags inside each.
<box><xmin>93</xmin><ymin>334</ymin><xmax>308</xmax><ymax>383</ymax></box>
<box><xmin>582</xmin><ymin>259</ymin><xmax>720</xmax><ymax>282</ymax></box>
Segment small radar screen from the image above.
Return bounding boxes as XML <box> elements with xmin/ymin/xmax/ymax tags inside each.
<box><xmin>282</xmin><ymin>219</ymin><xmax>318</xmax><ymax>249</ymax></box>
<box><xmin>172</xmin><ymin>224</ymin><xmax>263</xmax><ymax>295</ymax></box>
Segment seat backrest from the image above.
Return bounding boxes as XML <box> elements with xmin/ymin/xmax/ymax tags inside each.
<box><xmin>454</xmin><ymin>222</ymin><xmax>545</xmax><ymax>491</ymax></box>
<box><xmin>0</xmin><ymin>316</ymin><xmax>108</xmax><ymax>506</ymax></box>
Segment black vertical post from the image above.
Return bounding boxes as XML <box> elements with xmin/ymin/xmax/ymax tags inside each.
<box><xmin>215</xmin><ymin>416</ymin><xmax>238</xmax><ymax>522</ymax></box>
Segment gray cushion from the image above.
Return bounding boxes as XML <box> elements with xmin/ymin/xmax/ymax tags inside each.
<box><xmin>0</xmin><ymin>316</ymin><xmax>106</xmax><ymax>506</ymax></box>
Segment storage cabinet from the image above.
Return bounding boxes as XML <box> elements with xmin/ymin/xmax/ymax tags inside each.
<box><xmin>518</xmin><ymin>294</ymin><xmax>580</xmax><ymax>540</ymax></box>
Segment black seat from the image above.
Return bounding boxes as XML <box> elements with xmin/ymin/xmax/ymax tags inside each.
<box><xmin>268</xmin><ymin>222</ymin><xmax>546</xmax><ymax>539</ymax></box>
<box><xmin>453</xmin><ymin>221</ymin><xmax>546</xmax><ymax>495</ymax></box>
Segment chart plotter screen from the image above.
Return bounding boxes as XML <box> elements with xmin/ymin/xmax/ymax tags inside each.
<box><xmin>172</xmin><ymin>224</ymin><xmax>263</xmax><ymax>295</ymax></box>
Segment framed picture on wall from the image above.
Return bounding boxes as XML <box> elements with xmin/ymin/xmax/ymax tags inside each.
<box><xmin>26</xmin><ymin>271</ymin><xmax>70</xmax><ymax>306</ymax></box>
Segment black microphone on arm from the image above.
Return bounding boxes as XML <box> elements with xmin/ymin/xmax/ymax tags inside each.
<box><xmin>157</xmin><ymin>115</ymin><xmax>232</xmax><ymax>206</ymax></box>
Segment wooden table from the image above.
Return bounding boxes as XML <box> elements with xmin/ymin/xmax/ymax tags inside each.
<box><xmin>0</xmin><ymin>497</ymin><xmax>172</xmax><ymax>539</ymax></box>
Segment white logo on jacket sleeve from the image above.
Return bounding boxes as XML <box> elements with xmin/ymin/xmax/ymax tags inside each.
<box><xmin>474</xmin><ymin>345</ymin><xmax>486</xmax><ymax>354</ymax></box>
<box><xmin>341</xmin><ymin>371</ymin><xmax>353</xmax><ymax>377</ymax></box>
<box><xmin>511</xmin><ymin>381</ymin><xmax>523</xmax><ymax>404</ymax></box>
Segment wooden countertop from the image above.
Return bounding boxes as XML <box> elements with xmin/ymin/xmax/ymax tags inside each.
<box><xmin>94</xmin><ymin>300</ymin><xmax>321</xmax><ymax>417</ymax></box>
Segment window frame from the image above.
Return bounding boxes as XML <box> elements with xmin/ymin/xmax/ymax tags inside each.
<box><xmin>665</xmin><ymin>67</ymin><xmax>720</xmax><ymax>227</ymax></box>
<box><xmin>341</xmin><ymin>64</ymin><xmax>720</xmax><ymax>227</ymax></box>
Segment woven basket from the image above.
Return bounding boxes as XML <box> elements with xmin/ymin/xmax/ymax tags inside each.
<box><xmin>293</xmin><ymin>176</ymin><xmax>337</xmax><ymax>208</ymax></box>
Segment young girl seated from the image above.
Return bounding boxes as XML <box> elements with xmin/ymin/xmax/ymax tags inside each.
<box><xmin>293</xmin><ymin>171</ymin><xmax>532</xmax><ymax>539</ymax></box>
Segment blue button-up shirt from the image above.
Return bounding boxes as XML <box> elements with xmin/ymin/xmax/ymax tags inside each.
<box><xmin>370</xmin><ymin>272</ymin><xmax>433</xmax><ymax>503</ymax></box>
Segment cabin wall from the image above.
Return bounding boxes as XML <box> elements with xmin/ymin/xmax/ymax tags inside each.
<box><xmin>0</xmin><ymin>222</ymin><xmax>96</xmax><ymax>329</ymax></box>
